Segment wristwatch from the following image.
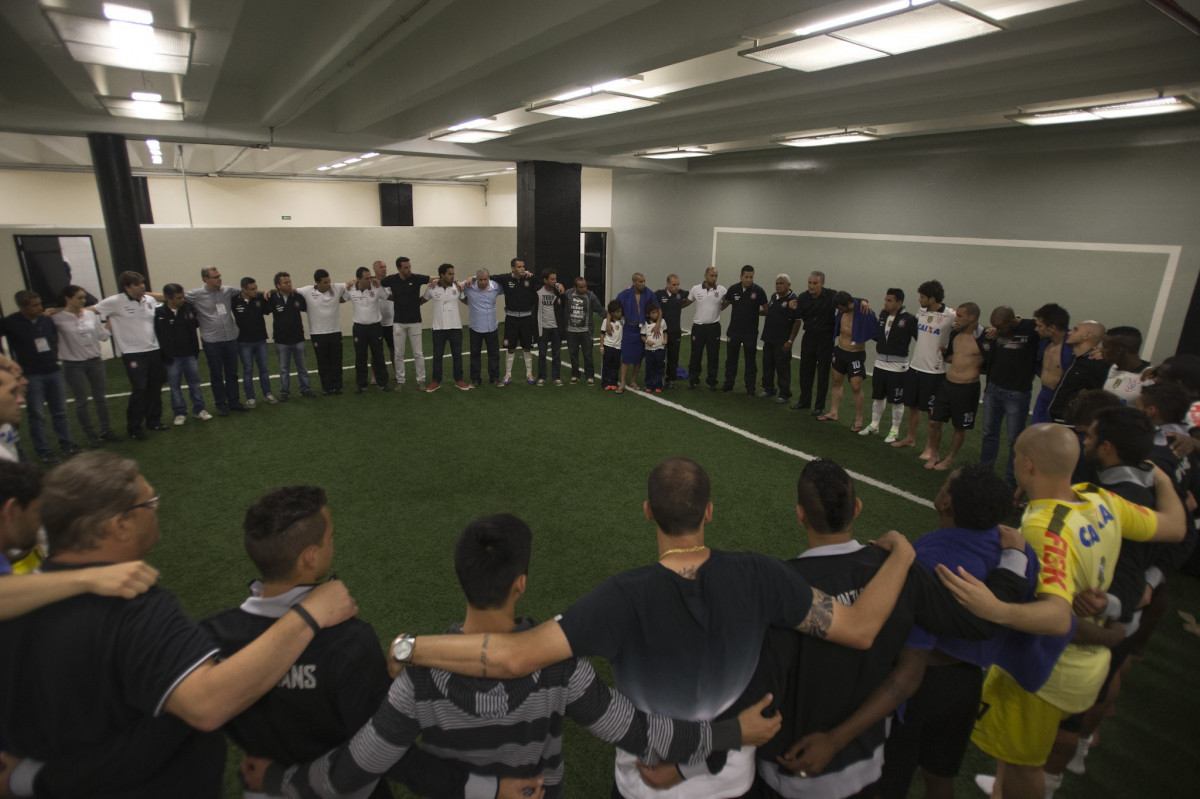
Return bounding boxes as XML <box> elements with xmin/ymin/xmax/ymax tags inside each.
<box><xmin>391</xmin><ymin>633</ymin><xmax>416</xmax><ymax>666</ymax></box>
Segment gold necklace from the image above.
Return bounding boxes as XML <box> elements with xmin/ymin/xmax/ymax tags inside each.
<box><xmin>659</xmin><ymin>545</ymin><xmax>708</xmax><ymax>560</ymax></box>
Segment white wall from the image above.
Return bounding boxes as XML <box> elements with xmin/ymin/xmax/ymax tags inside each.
<box><xmin>0</xmin><ymin>171</ymin><xmax>105</xmax><ymax>226</ymax></box>
<box><xmin>412</xmin><ymin>184</ymin><xmax>488</xmax><ymax>226</ymax></box>
<box><xmin>147</xmin><ymin>176</ymin><xmax>380</xmax><ymax>227</ymax></box>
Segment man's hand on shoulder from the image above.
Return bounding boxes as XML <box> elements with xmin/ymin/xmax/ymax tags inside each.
<box><xmin>300</xmin><ymin>580</ymin><xmax>358</xmax><ymax>628</ymax></box>
<box><xmin>498</xmin><ymin>775</ymin><xmax>546</xmax><ymax>799</ymax></box>
<box><xmin>737</xmin><ymin>693</ymin><xmax>781</xmax><ymax>746</ymax></box>
<box><xmin>636</xmin><ymin>760</ymin><xmax>683</xmax><ymax>789</ymax></box>
<box><xmin>871</xmin><ymin>530</ymin><xmax>915</xmax><ymax>561</ymax></box>
<box><xmin>997</xmin><ymin>524</ymin><xmax>1024</xmax><ymax>551</ymax></box>
<box><xmin>240</xmin><ymin>755</ymin><xmax>271</xmax><ymax>792</ymax></box>
<box><xmin>85</xmin><ymin>560</ymin><xmax>160</xmax><ymax>598</ymax></box>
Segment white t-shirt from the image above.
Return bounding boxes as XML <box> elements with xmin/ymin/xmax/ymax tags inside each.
<box><xmin>909</xmin><ymin>306</ymin><xmax>955</xmax><ymax>374</ymax></box>
<box><xmin>1105</xmin><ymin>363</ymin><xmax>1149</xmax><ymax>404</ymax></box>
<box><xmin>641</xmin><ymin>321</ymin><xmax>666</xmax><ymax>351</ymax></box>
<box><xmin>94</xmin><ymin>293</ymin><xmax>159</xmax><ymax>355</ymax></box>
<box><xmin>424</xmin><ymin>283</ymin><xmax>463</xmax><ymax>330</ymax></box>
<box><xmin>296</xmin><ymin>283</ymin><xmax>347</xmax><ymax>335</ymax></box>
<box><xmin>346</xmin><ymin>285</ymin><xmax>386</xmax><ymax>326</ymax></box>
<box><xmin>603</xmin><ymin>318</ymin><xmax>624</xmax><ymax>348</ymax></box>
<box><xmin>688</xmin><ymin>284</ymin><xmax>727</xmax><ymax>325</ymax></box>
<box><xmin>51</xmin><ymin>310</ymin><xmax>110</xmax><ymax>361</ymax></box>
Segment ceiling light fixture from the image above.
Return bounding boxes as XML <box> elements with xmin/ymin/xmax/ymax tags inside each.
<box><xmin>430</xmin><ymin>128</ymin><xmax>511</xmax><ymax>143</ymax></box>
<box><xmin>1008</xmin><ymin>95</ymin><xmax>1197</xmax><ymax>125</ymax></box>
<box><xmin>741</xmin><ymin>1</ymin><xmax>1000</xmax><ymax>72</ymax></box>
<box><xmin>637</xmin><ymin>146</ymin><xmax>712</xmax><ymax>159</ymax></box>
<box><xmin>449</xmin><ymin>118</ymin><xmax>496</xmax><ymax>131</ymax></box>
<box><xmin>775</xmin><ymin>130</ymin><xmax>887</xmax><ymax>147</ymax></box>
<box><xmin>528</xmin><ymin>91</ymin><xmax>658</xmax><ymax>119</ymax></box>
<box><xmin>98</xmin><ymin>95</ymin><xmax>184</xmax><ymax>120</ymax></box>
<box><xmin>317</xmin><ymin>166</ymin><xmax>331</xmax><ymax>171</ymax></box>
<box><xmin>130</xmin><ymin>91</ymin><xmax>161</xmax><ymax>102</ymax></box>
<box><xmin>361</xmin><ymin>152</ymin><xmax>380</xmax><ymax>158</ymax></box>
<box><xmin>45</xmin><ymin>6</ymin><xmax>194</xmax><ymax>75</ymax></box>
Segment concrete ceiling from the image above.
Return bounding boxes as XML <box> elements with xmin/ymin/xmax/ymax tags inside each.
<box><xmin>0</xmin><ymin>0</ymin><xmax>1197</xmax><ymax>182</ymax></box>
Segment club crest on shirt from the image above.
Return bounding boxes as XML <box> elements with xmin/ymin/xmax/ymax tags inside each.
<box><xmin>750</xmin><ymin>292</ymin><xmax>757</xmax><ymax>300</ymax></box>
<box><xmin>897</xmin><ymin>319</ymin><xmax>907</xmax><ymax>327</ymax></box>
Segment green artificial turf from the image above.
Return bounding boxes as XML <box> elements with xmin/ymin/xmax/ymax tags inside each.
<box><xmin>35</xmin><ymin>335</ymin><xmax>1200</xmax><ymax>797</ymax></box>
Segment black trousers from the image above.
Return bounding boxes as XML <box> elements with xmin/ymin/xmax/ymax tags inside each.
<box><xmin>689</xmin><ymin>322</ymin><xmax>721</xmax><ymax>386</ymax></box>
<box><xmin>566</xmin><ymin>330</ymin><xmax>594</xmax><ymax>378</ymax></box>
<box><xmin>311</xmin><ymin>332</ymin><xmax>343</xmax><ymax>392</ymax></box>
<box><xmin>797</xmin><ymin>329</ymin><xmax>833</xmax><ymax>410</ymax></box>
<box><xmin>664</xmin><ymin>329</ymin><xmax>681</xmax><ymax>384</ymax></box>
<box><xmin>761</xmin><ymin>340</ymin><xmax>793</xmax><ymax>398</ymax></box>
<box><xmin>352</xmin><ymin>323</ymin><xmax>387</xmax><ymax>388</ymax></box>
<box><xmin>470</xmin><ymin>328</ymin><xmax>500</xmax><ymax>384</ymax></box>
<box><xmin>431</xmin><ymin>328</ymin><xmax>463</xmax><ymax>382</ymax></box>
<box><xmin>724</xmin><ymin>334</ymin><xmax>757</xmax><ymax>391</ymax></box>
<box><xmin>122</xmin><ymin>350</ymin><xmax>163</xmax><ymax>433</ymax></box>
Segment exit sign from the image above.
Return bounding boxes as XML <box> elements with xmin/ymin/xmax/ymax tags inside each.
<box><xmin>281</xmin><ymin>215</ymin><xmax>292</xmax><ymax>220</ymax></box>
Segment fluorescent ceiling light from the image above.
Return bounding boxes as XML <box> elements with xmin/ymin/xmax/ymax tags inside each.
<box><xmin>741</xmin><ymin>1</ymin><xmax>1000</xmax><ymax>73</ymax></box>
<box><xmin>130</xmin><ymin>91</ymin><xmax>161</xmax><ymax>102</ymax></box>
<box><xmin>330</xmin><ymin>162</ymin><xmax>347</xmax><ymax>168</ymax></box>
<box><xmin>150</xmin><ymin>155</ymin><xmax>162</xmax><ymax>164</ymax></box>
<box><xmin>795</xmin><ymin>0</ymin><xmax>912</xmax><ymax>35</ymax></box>
<box><xmin>361</xmin><ymin>152</ymin><xmax>380</xmax><ymax>158</ymax></box>
<box><xmin>638</xmin><ymin>146</ymin><xmax>711</xmax><ymax>159</ymax></box>
<box><xmin>98</xmin><ymin>95</ymin><xmax>184</xmax><ymax>120</ymax></box>
<box><xmin>102</xmin><ymin>4</ymin><xmax>153</xmax><ymax>24</ymax></box>
<box><xmin>552</xmin><ymin>88</ymin><xmax>593</xmax><ymax>102</ymax></box>
<box><xmin>45</xmin><ymin>9</ymin><xmax>194</xmax><ymax>75</ymax></box>
<box><xmin>343</xmin><ymin>157</ymin><xmax>361</xmax><ymax>164</ymax></box>
<box><xmin>317</xmin><ymin>166</ymin><xmax>331</xmax><ymax>171</ymax></box>
<box><xmin>449</xmin><ymin>118</ymin><xmax>495</xmax><ymax>131</ymax></box>
<box><xmin>1008</xmin><ymin>96</ymin><xmax>1196</xmax><ymax>126</ymax></box>
<box><xmin>954</xmin><ymin>0</ymin><xmax>1083</xmax><ymax>22</ymax></box>
<box><xmin>145</xmin><ymin>139</ymin><xmax>160</xmax><ymax>148</ymax></box>
<box><xmin>776</xmin><ymin>130</ymin><xmax>886</xmax><ymax>146</ymax></box>
<box><xmin>529</xmin><ymin>91</ymin><xmax>658</xmax><ymax>119</ymax></box>
<box><xmin>430</xmin><ymin>129</ymin><xmax>510</xmax><ymax>143</ymax></box>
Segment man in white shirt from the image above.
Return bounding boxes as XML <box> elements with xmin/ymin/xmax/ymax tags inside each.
<box><xmin>372</xmin><ymin>260</ymin><xmax>395</xmax><ymax>383</ymax></box>
<box><xmin>296</xmin><ymin>270</ymin><xmax>348</xmax><ymax>395</ymax></box>
<box><xmin>424</xmin><ymin>264</ymin><xmax>468</xmax><ymax>392</ymax></box>
<box><xmin>684</xmin><ymin>267</ymin><xmax>727</xmax><ymax>390</ymax></box>
<box><xmin>345</xmin><ymin>267</ymin><xmax>389</xmax><ymax>393</ymax></box>
<box><xmin>93</xmin><ymin>271</ymin><xmax>168</xmax><ymax>441</ymax></box>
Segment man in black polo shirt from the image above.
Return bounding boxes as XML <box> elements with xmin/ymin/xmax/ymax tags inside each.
<box><xmin>656</xmin><ymin>274</ymin><xmax>688</xmax><ymax>389</ymax></box>
<box><xmin>0</xmin><ymin>291</ymin><xmax>80</xmax><ymax>463</ymax></box>
<box><xmin>265</xmin><ymin>271</ymin><xmax>316</xmax><ymax>400</ymax></box>
<box><xmin>403</xmin><ymin>457</ymin><xmax>919</xmax><ymax>799</ymax></box>
<box><xmin>493</xmin><ymin>258</ymin><xmax>539</xmax><ymax>386</ymax></box>
<box><xmin>721</xmin><ymin>265</ymin><xmax>768</xmax><ymax>396</ymax></box>
<box><xmin>379</xmin><ymin>257</ymin><xmax>430</xmax><ymax>392</ymax></box>
<box><xmin>154</xmin><ymin>284</ymin><xmax>211</xmax><ymax>425</ymax></box>
<box><xmin>758</xmin><ymin>274</ymin><xmax>800</xmax><ymax>403</ymax></box>
<box><xmin>232</xmin><ymin>276</ymin><xmax>276</xmax><ymax>408</ymax></box>
<box><xmin>862</xmin><ymin>289</ymin><xmax>917</xmax><ymax>441</ymax></box>
<box><xmin>0</xmin><ymin>452</ymin><xmax>358</xmax><ymax>798</ymax></box>
<box><xmin>981</xmin><ymin>306</ymin><xmax>1040</xmax><ymax>486</ymax></box>
<box><xmin>792</xmin><ymin>271</ymin><xmax>837</xmax><ymax>415</ymax></box>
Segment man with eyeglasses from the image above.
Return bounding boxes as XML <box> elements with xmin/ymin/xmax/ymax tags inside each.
<box><xmin>0</xmin><ymin>452</ymin><xmax>359</xmax><ymax>798</ymax></box>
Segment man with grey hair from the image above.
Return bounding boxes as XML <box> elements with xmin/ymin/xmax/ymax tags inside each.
<box><xmin>758</xmin><ymin>274</ymin><xmax>800</xmax><ymax>403</ymax></box>
<box><xmin>463</xmin><ymin>268</ymin><xmax>503</xmax><ymax>386</ymax></box>
<box><xmin>0</xmin><ymin>452</ymin><xmax>358</xmax><ymax>797</ymax></box>
<box><xmin>186</xmin><ymin>266</ymin><xmax>245</xmax><ymax>415</ymax></box>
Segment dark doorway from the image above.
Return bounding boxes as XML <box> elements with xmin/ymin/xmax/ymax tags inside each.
<box><xmin>582</xmin><ymin>231</ymin><xmax>607</xmax><ymax>301</ymax></box>
<box><xmin>12</xmin><ymin>235</ymin><xmax>105</xmax><ymax>308</ymax></box>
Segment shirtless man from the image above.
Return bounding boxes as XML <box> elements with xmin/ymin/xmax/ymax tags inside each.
<box><xmin>820</xmin><ymin>291</ymin><xmax>879</xmax><ymax>430</ymax></box>
<box><xmin>926</xmin><ymin>303</ymin><xmax>991</xmax><ymax>471</ymax></box>
<box><xmin>1032</xmin><ymin>304</ymin><xmax>1070</xmax><ymax>424</ymax></box>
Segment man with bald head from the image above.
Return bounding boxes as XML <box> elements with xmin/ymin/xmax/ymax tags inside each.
<box><xmin>1047</xmin><ymin>321</ymin><xmax>1108</xmax><ymax>423</ymax></box>
<box><xmin>684</xmin><ymin>267</ymin><xmax>726</xmax><ymax>391</ymax></box>
<box><xmin>980</xmin><ymin>306</ymin><xmax>1040</xmax><ymax>486</ymax></box>
<box><xmin>616</xmin><ymin>273</ymin><xmax>658</xmax><ymax>391</ymax></box>
<box><xmin>938</xmin><ymin>423</ymin><xmax>1187</xmax><ymax>799</ymax></box>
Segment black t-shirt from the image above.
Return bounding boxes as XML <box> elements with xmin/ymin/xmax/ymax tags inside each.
<box><xmin>269</xmin><ymin>291</ymin><xmax>308</xmax><ymax>345</ymax></box>
<box><xmin>381</xmin><ymin>273</ymin><xmax>431</xmax><ymax>324</ymax></box>
<box><xmin>0</xmin><ymin>313</ymin><xmax>59</xmax><ymax>375</ymax></box>
<box><xmin>761</xmin><ymin>291</ymin><xmax>798</xmax><ymax>344</ymax></box>
<box><xmin>0</xmin><ymin>560</ymin><xmax>223</xmax><ymax>798</ymax></box>
<box><xmin>795</xmin><ymin>288</ymin><xmax>837</xmax><ymax>335</ymax></box>
<box><xmin>987</xmin><ymin>318</ymin><xmax>1039</xmax><ymax>391</ymax></box>
<box><xmin>557</xmin><ymin>549</ymin><xmax>814</xmax><ymax>722</ymax></box>
<box><xmin>655</xmin><ymin>289</ymin><xmax>688</xmax><ymax>333</ymax></box>
<box><xmin>725</xmin><ymin>283</ymin><xmax>768</xmax><ymax>338</ymax></box>
<box><xmin>231</xmin><ymin>294</ymin><xmax>270</xmax><ymax>343</ymax></box>
<box><xmin>154</xmin><ymin>303</ymin><xmax>201</xmax><ymax>360</ymax></box>
<box><xmin>492</xmin><ymin>272</ymin><xmax>539</xmax><ymax>315</ymax></box>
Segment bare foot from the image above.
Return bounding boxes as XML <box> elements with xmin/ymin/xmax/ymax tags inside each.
<box><xmin>924</xmin><ymin>457</ymin><xmax>940</xmax><ymax>470</ymax></box>
<box><xmin>890</xmin><ymin>438</ymin><xmax>916</xmax><ymax>448</ymax></box>
<box><xmin>918</xmin><ymin>450</ymin><xmax>935</xmax><ymax>461</ymax></box>
<box><xmin>932</xmin><ymin>459</ymin><xmax>954</xmax><ymax>471</ymax></box>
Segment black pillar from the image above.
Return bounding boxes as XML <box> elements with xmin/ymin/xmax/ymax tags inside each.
<box><xmin>379</xmin><ymin>183</ymin><xmax>413</xmax><ymax>226</ymax></box>
<box><xmin>88</xmin><ymin>133</ymin><xmax>151</xmax><ymax>289</ymax></box>
<box><xmin>516</xmin><ymin>161</ymin><xmax>581</xmax><ymax>283</ymax></box>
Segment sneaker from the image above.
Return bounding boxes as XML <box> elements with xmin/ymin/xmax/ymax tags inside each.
<box><xmin>1044</xmin><ymin>771</ymin><xmax>1063</xmax><ymax>798</ymax></box>
<box><xmin>245</xmin><ymin>398</ymin><xmax>257</xmax><ymax>409</ymax></box>
<box><xmin>499</xmin><ymin>378</ymin><xmax>510</xmax><ymax>387</ymax></box>
<box><xmin>1066</xmin><ymin>738</ymin><xmax>1090</xmax><ymax>775</ymax></box>
<box><xmin>416</xmin><ymin>381</ymin><xmax>426</xmax><ymax>392</ymax></box>
<box><xmin>884</xmin><ymin>429</ymin><xmax>899</xmax><ymax>444</ymax></box>
<box><xmin>394</xmin><ymin>383</ymin><xmax>404</xmax><ymax>393</ymax></box>
<box><xmin>655</xmin><ymin>388</ymin><xmax>662</xmax><ymax>394</ymax></box>
<box><xmin>264</xmin><ymin>394</ymin><xmax>279</xmax><ymax>404</ymax></box>
<box><xmin>129</xmin><ymin>430</ymin><xmax>148</xmax><ymax>441</ymax></box>
<box><xmin>536</xmin><ymin>378</ymin><xmax>546</xmax><ymax>387</ymax></box>
<box><xmin>279</xmin><ymin>393</ymin><xmax>290</xmax><ymax>402</ymax></box>
<box><xmin>570</xmin><ymin>376</ymin><xmax>579</xmax><ymax>384</ymax></box>
<box><xmin>148</xmin><ymin>423</ymin><xmax>170</xmax><ymax>431</ymax></box>
<box><xmin>775</xmin><ymin>396</ymin><xmax>788</xmax><ymax>404</ymax></box>
<box><xmin>974</xmin><ymin>775</ymin><xmax>996</xmax><ymax>796</ymax></box>
<box><xmin>454</xmin><ymin>381</ymin><xmax>470</xmax><ymax>391</ymax></box>
<box><xmin>587</xmin><ymin>378</ymin><xmax>595</xmax><ymax>386</ymax></box>
<box><xmin>216</xmin><ymin>407</ymin><xmax>229</xmax><ymax>418</ymax></box>
<box><xmin>355</xmin><ymin>386</ymin><xmax>366</xmax><ymax>394</ymax></box>
<box><xmin>173</xmin><ymin>415</ymin><xmax>186</xmax><ymax>426</ymax></box>
<box><xmin>554</xmin><ymin>379</ymin><xmax>563</xmax><ymax>387</ymax></box>
<box><xmin>426</xmin><ymin>381</ymin><xmax>440</xmax><ymax>393</ymax></box>
<box><xmin>526</xmin><ymin>374</ymin><xmax>536</xmax><ymax>385</ymax></box>
<box><xmin>301</xmin><ymin>390</ymin><xmax>318</xmax><ymax>398</ymax></box>
<box><xmin>230</xmin><ymin>402</ymin><xmax>249</xmax><ymax>411</ymax></box>
<box><xmin>756</xmin><ymin>389</ymin><xmax>775</xmax><ymax>398</ymax></box>
<box><xmin>196</xmin><ymin>410</ymin><xmax>213</xmax><ymax>421</ymax></box>
<box><xmin>99</xmin><ymin>430</ymin><xmax>121</xmax><ymax>442</ymax></box>
<box><xmin>62</xmin><ymin>444</ymin><xmax>84</xmax><ymax>455</ymax></box>
<box><xmin>859</xmin><ymin>424</ymin><xmax>879</xmax><ymax>436</ymax></box>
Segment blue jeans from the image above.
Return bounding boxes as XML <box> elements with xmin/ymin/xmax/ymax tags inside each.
<box><xmin>167</xmin><ymin>356</ymin><xmax>205</xmax><ymax>416</ymax></box>
<box><xmin>202</xmin><ymin>339</ymin><xmax>240</xmax><ymax>409</ymax></box>
<box><xmin>276</xmin><ymin>342</ymin><xmax>311</xmax><ymax>396</ymax></box>
<box><xmin>24</xmin><ymin>371</ymin><xmax>75</xmax><ymax>456</ymax></box>
<box><xmin>980</xmin><ymin>384</ymin><xmax>1031</xmax><ymax>485</ymax></box>
<box><xmin>239</xmin><ymin>340</ymin><xmax>271</xmax><ymax>399</ymax></box>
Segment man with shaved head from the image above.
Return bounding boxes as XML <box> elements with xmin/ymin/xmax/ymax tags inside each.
<box><xmin>980</xmin><ymin>306</ymin><xmax>1040</xmax><ymax>487</ymax></box>
<box><xmin>1047</xmin><ymin>321</ymin><xmax>1108</xmax><ymax>423</ymax></box>
<box><xmin>938</xmin><ymin>423</ymin><xmax>1188</xmax><ymax>799</ymax></box>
